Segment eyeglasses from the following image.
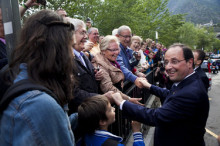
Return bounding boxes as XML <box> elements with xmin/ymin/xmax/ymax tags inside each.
<box><xmin>92</xmin><ymin>33</ymin><xmax>99</xmax><ymax>36</ymax></box>
<box><xmin>106</xmin><ymin>48</ymin><xmax>120</xmax><ymax>52</ymax></box>
<box><xmin>164</xmin><ymin>59</ymin><xmax>185</xmax><ymax>66</ymax></box>
<box><xmin>119</xmin><ymin>34</ymin><xmax>132</xmax><ymax>39</ymax></box>
<box><xmin>77</xmin><ymin>30</ymin><xmax>87</xmax><ymax>36</ymax></box>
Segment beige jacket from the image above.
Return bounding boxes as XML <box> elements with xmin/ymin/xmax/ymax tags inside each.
<box><xmin>92</xmin><ymin>53</ymin><xmax>130</xmax><ymax>100</ymax></box>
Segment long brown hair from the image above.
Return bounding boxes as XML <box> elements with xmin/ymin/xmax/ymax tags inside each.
<box><xmin>6</xmin><ymin>10</ymin><xmax>75</xmax><ymax>106</ymax></box>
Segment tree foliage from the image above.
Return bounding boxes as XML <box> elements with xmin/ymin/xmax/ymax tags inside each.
<box><xmin>19</xmin><ymin>0</ymin><xmax>219</xmax><ymax>52</ymax></box>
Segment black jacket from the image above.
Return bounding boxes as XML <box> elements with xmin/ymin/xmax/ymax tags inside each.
<box><xmin>69</xmin><ymin>53</ymin><xmax>99</xmax><ymax>114</ymax></box>
<box><xmin>122</xmin><ymin>73</ymin><xmax>209</xmax><ymax>146</ymax></box>
<box><xmin>195</xmin><ymin>66</ymin><xmax>209</xmax><ymax>92</ymax></box>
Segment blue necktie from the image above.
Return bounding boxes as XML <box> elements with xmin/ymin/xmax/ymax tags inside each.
<box><xmin>79</xmin><ymin>52</ymin><xmax>87</xmax><ymax>68</ymax></box>
<box><xmin>170</xmin><ymin>84</ymin><xmax>177</xmax><ymax>95</ymax></box>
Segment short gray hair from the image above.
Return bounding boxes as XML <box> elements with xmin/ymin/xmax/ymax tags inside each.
<box><xmin>100</xmin><ymin>35</ymin><xmax>119</xmax><ymax>51</ymax></box>
<box><xmin>66</xmin><ymin>17</ymin><xmax>86</xmax><ymax>31</ymax></box>
<box><xmin>87</xmin><ymin>27</ymin><xmax>98</xmax><ymax>34</ymax></box>
<box><xmin>117</xmin><ymin>25</ymin><xmax>131</xmax><ymax>35</ymax></box>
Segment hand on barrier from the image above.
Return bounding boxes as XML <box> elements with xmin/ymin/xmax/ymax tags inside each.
<box><xmin>131</xmin><ymin>121</ymin><xmax>142</xmax><ymax>133</ymax></box>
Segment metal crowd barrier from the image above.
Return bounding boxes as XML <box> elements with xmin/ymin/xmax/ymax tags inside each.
<box><xmin>109</xmin><ymin>67</ymin><xmax>157</xmax><ymax>142</ymax></box>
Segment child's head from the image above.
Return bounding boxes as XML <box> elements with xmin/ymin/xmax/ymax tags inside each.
<box><xmin>148</xmin><ymin>51</ymin><xmax>154</xmax><ymax>59</ymax></box>
<box><xmin>140</xmin><ymin>42</ymin><xmax>146</xmax><ymax>51</ymax></box>
<box><xmin>78</xmin><ymin>95</ymin><xmax>115</xmax><ymax>134</ymax></box>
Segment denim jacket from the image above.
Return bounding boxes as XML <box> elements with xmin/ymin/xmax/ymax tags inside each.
<box><xmin>116</xmin><ymin>43</ymin><xmax>138</xmax><ymax>82</ymax></box>
<box><xmin>0</xmin><ymin>63</ymin><xmax>77</xmax><ymax>146</ymax></box>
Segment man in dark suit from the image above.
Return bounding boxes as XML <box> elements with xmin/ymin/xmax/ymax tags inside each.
<box><xmin>111</xmin><ymin>43</ymin><xmax>209</xmax><ymax>146</ymax></box>
<box><xmin>67</xmin><ymin>18</ymin><xmax>112</xmax><ymax>114</ymax></box>
<box><xmin>193</xmin><ymin>50</ymin><xmax>209</xmax><ymax>92</ymax></box>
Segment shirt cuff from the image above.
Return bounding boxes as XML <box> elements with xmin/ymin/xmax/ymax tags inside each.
<box><xmin>133</xmin><ymin>132</ymin><xmax>144</xmax><ymax>142</ymax></box>
<box><xmin>119</xmin><ymin>100</ymin><xmax>126</xmax><ymax>110</ymax></box>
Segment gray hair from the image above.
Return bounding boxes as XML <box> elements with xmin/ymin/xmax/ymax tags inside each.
<box><xmin>87</xmin><ymin>27</ymin><xmax>98</xmax><ymax>34</ymax></box>
<box><xmin>100</xmin><ymin>35</ymin><xmax>119</xmax><ymax>51</ymax></box>
<box><xmin>117</xmin><ymin>25</ymin><xmax>131</xmax><ymax>35</ymax></box>
<box><xmin>66</xmin><ymin>17</ymin><xmax>86</xmax><ymax>31</ymax></box>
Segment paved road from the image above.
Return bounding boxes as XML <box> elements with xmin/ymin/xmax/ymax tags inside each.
<box><xmin>205</xmin><ymin>72</ymin><xmax>220</xmax><ymax>146</ymax></box>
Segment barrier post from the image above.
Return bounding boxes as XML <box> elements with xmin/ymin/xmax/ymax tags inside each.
<box><xmin>0</xmin><ymin>0</ymin><xmax>21</xmax><ymax>63</ymax></box>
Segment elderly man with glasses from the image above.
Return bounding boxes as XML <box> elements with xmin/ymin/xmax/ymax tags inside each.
<box><xmin>116</xmin><ymin>25</ymin><xmax>146</xmax><ymax>88</ymax></box>
<box><xmin>111</xmin><ymin>43</ymin><xmax>209</xmax><ymax>146</ymax></box>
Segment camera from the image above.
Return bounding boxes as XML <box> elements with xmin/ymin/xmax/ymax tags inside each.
<box><xmin>133</xmin><ymin>51</ymin><xmax>138</xmax><ymax>56</ymax></box>
<box><xmin>37</xmin><ymin>0</ymin><xmax>47</xmax><ymax>5</ymax></box>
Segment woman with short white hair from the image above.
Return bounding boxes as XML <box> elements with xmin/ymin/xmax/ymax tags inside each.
<box><xmin>130</xmin><ymin>36</ymin><xmax>149</xmax><ymax>73</ymax></box>
<box><xmin>92</xmin><ymin>35</ymin><xmax>142</xmax><ymax>104</ymax></box>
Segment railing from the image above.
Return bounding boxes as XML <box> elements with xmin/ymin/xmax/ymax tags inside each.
<box><xmin>109</xmin><ymin>67</ymin><xmax>157</xmax><ymax>142</ymax></box>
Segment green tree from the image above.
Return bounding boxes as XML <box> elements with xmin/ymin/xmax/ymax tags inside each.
<box><xmin>19</xmin><ymin>0</ymin><xmax>186</xmax><ymax>46</ymax></box>
<box><xmin>176</xmin><ymin>22</ymin><xmax>198</xmax><ymax>48</ymax></box>
<box><xmin>196</xmin><ymin>27</ymin><xmax>216</xmax><ymax>51</ymax></box>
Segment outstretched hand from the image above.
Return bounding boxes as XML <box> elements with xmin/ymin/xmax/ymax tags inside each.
<box><xmin>139</xmin><ymin>79</ymin><xmax>151</xmax><ymax>89</ymax></box>
<box><xmin>134</xmin><ymin>77</ymin><xmax>147</xmax><ymax>88</ymax></box>
<box><xmin>129</xmin><ymin>98</ymin><xmax>144</xmax><ymax>106</ymax></box>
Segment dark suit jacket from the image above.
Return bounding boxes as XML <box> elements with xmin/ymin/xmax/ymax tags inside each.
<box><xmin>122</xmin><ymin>73</ymin><xmax>209</xmax><ymax>146</ymax></box>
<box><xmin>195</xmin><ymin>66</ymin><xmax>209</xmax><ymax>92</ymax></box>
<box><xmin>69</xmin><ymin>53</ymin><xmax>98</xmax><ymax>113</ymax></box>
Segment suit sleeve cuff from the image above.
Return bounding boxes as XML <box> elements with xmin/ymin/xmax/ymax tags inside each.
<box><xmin>119</xmin><ymin>100</ymin><xmax>126</xmax><ymax>110</ymax></box>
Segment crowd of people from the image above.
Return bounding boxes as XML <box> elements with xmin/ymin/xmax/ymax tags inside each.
<box><xmin>0</xmin><ymin>0</ymin><xmax>219</xmax><ymax>146</ymax></box>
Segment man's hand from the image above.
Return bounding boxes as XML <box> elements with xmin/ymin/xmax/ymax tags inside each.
<box><xmin>95</xmin><ymin>68</ymin><xmax>103</xmax><ymax>81</ymax></box>
<box><xmin>112</xmin><ymin>92</ymin><xmax>124</xmax><ymax>106</ymax></box>
<box><xmin>139</xmin><ymin>79</ymin><xmax>151</xmax><ymax>89</ymax></box>
<box><xmin>129</xmin><ymin>98</ymin><xmax>144</xmax><ymax>106</ymax></box>
<box><xmin>134</xmin><ymin>77</ymin><xmax>147</xmax><ymax>88</ymax></box>
<box><xmin>83</xmin><ymin>42</ymin><xmax>94</xmax><ymax>52</ymax></box>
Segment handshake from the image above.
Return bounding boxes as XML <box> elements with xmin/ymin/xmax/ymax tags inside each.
<box><xmin>134</xmin><ymin>77</ymin><xmax>151</xmax><ymax>89</ymax></box>
<box><xmin>106</xmin><ymin>79</ymin><xmax>151</xmax><ymax>106</ymax></box>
